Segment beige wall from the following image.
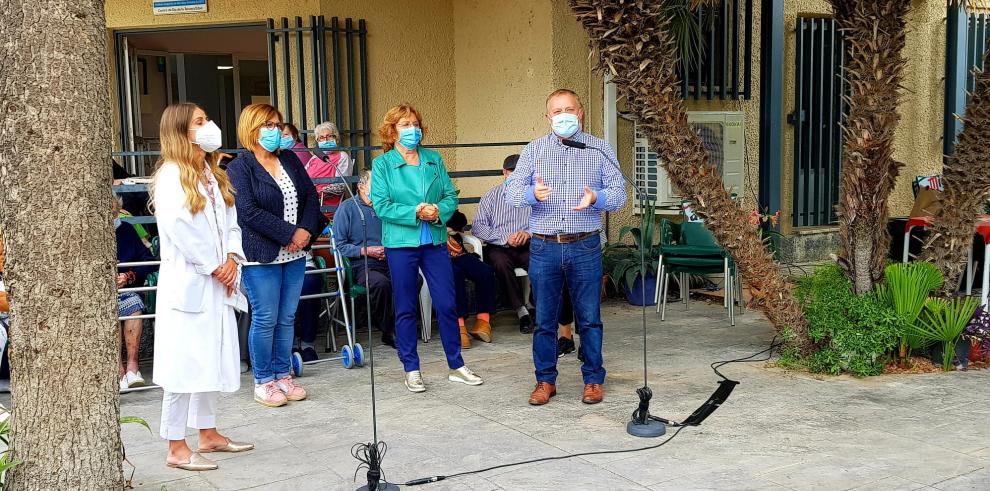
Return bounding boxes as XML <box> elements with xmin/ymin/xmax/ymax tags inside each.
<box><xmin>451</xmin><ymin>0</ymin><xmax>553</xmax><ymax>219</ymax></box>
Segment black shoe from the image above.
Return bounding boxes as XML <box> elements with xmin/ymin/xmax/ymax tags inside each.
<box><xmin>381</xmin><ymin>332</ymin><xmax>396</xmax><ymax>349</ymax></box>
<box><xmin>300</xmin><ymin>347</ymin><xmax>319</xmax><ymax>363</ymax></box>
<box><xmin>519</xmin><ymin>315</ymin><xmax>533</xmax><ymax>334</ymax></box>
<box><xmin>577</xmin><ymin>347</ymin><xmax>586</xmax><ymax>363</ymax></box>
<box><xmin>557</xmin><ymin>337</ymin><xmax>576</xmax><ymax>358</ymax></box>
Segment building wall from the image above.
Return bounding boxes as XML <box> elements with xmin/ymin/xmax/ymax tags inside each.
<box><xmin>451</xmin><ymin>0</ymin><xmax>553</xmax><ymax>217</ymax></box>
<box><xmin>105</xmin><ymin>0</ymin><xmax>458</xmax><ymax>166</ymax></box>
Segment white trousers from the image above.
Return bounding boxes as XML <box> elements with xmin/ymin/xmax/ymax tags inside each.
<box><xmin>160</xmin><ymin>391</ymin><xmax>219</xmax><ymax>440</ymax></box>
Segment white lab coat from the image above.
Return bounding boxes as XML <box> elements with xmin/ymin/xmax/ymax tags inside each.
<box><xmin>152</xmin><ymin>162</ymin><xmax>243</xmax><ymax>394</ymax></box>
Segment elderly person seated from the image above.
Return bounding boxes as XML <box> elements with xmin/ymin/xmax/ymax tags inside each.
<box><xmin>471</xmin><ymin>154</ymin><xmax>533</xmax><ymax>333</ymax></box>
<box><xmin>305</xmin><ymin>121</ymin><xmax>354</xmax><ymax>216</ymax></box>
<box><xmin>114</xmin><ymin>196</ymin><xmax>158</xmax><ymax>389</ymax></box>
<box><xmin>332</xmin><ymin>169</ymin><xmax>395</xmax><ymax>347</ymax></box>
<box><xmin>446</xmin><ymin>211</ymin><xmax>497</xmax><ymax>349</ymax></box>
<box><xmin>280</xmin><ymin>123</ymin><xmax>317</xmax><ymax>165</ymax></box>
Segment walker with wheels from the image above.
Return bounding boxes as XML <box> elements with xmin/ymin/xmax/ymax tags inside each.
<box><xmin>291</xmin><ymin>227</ymin><xmax>363</xmax><ymax>376</ymax></box>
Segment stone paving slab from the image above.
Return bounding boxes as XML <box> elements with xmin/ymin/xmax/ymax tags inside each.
<box><xmin>90</xmin><ymin>300</ymin><xmax>990</xmax><ymax>489</ymax></box>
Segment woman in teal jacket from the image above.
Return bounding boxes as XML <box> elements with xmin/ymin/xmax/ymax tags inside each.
<box><xmin>370</xmin><ymin>103</ymin><xmax>483</xmax><ymax>393</ymax></box>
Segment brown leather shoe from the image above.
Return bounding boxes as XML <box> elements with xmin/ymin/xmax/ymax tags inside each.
<box><xmin>528</xmin><ymin>382</ymin><xmax>556</xmax><ymax>405</ymax></box>
<box><xmin>459</xmin><ymin>324</ymin><xmax>472</xmax><ymax>349</ymax></box>
<box><xmin>582</xmin><ymin>383</ymin><xmax>603</xmax><ymax>404</ymax></box>
<box><xmin>468</xmin><ymin>318</ymin><xmax>492</xmax><ymax>343</ymax></box>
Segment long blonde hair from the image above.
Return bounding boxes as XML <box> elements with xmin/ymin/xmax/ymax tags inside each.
<box><xmin>152</xmin><ymin>103</ymin><xmax>235</xmax><ymax>214</ymax></box>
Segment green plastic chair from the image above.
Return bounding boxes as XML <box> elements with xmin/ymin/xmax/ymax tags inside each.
<box><xmin>654</xmin><ymin>219</ymin><xmax>739</xmax><ymax>326</ymax></box>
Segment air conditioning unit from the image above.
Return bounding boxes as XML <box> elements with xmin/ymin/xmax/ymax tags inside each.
<box><xmin>634</xmin><ymin>111</ymin><xmax>745</xmax><ymax>213</ymax></box>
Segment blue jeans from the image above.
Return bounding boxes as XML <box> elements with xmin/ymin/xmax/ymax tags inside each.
<box><xmin>386</xmin><ymin>244</ymin><xmax>464</xmax><ymax>372</ymax></box>
<box><xmin>242</xmin><ymin>258</ymin><xmax>306</xmax><ymax>384</ymax></box>
<box><xmin>530</xmin><ymin>234</ymin><xmax>605</xmax><ymax>385</ymax></box>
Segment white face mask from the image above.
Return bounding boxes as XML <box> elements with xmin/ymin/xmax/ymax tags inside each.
<box><xmin>193</xmin><ymin>121</ymin><xmax>223</xmax><ymax>153</ymax></box>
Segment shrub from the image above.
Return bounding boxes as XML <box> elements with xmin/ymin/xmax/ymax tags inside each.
<box><xmin>795</xmin><ymin>264</ymin><xmax>900</xmax><ymax>376</ymax></box>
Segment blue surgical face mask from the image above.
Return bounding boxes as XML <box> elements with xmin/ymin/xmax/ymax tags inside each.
<box><xmin>551</xmin><ymin>112</ymin><xmax>580</xmax><ymax>139</ymax></box>
<box><xmin>114</xmin><ymin>217</ymin><xmax>122</xmax><ymax>229</ymax></box>
<box><xmin>279</xmin><ymin>135</ymin><xmax>295</xmax><ymax>150</ymax></box>
<box><xmin>318</xmin><ymin>140</ymin><xmax>337</xmax><ymax>150</ymax></box>
<box><xmin>258</xmin><ymin>127</ymin><xmax>281</xmax><ymax>153</ymax></box>
<box><xmin>397</xmin><ymin>127</ymin><xmax>423</xmax><ymax>149</ymax></box>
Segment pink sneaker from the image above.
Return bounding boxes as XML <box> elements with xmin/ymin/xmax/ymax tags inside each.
<box><xmin>254</xmin><ymin>381</ymin><xmax>287</xmax><ymax>407</ymax></box>
<box><xmin>275</xmin><ymin>376</ymin><xmax>307</xmax><ymax>401</ymax></box>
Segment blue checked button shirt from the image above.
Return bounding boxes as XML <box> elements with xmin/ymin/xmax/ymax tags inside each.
<box><xmin>504</xmin><ymin>131</ymin><xmax>626</xmax><ymax>235</ymax></box>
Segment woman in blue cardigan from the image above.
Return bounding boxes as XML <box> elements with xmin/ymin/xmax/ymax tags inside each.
<box><xmin>226</xmin><ymin>104</ymin><xmax>325</xmax><ymax>408</ymax></box>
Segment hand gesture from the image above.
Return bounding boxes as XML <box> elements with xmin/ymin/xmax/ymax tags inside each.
<box><xmin>288</xmin><ymin>228</ymin><xmax>311</xmax><ymax>252</ymax></box>
<box><xmin>534</xmin><ymin>174</ymin><xmax>552</xmax><ymax>202</ymax></box>
<box><xmin>416</xmin><ymin>203</ymin><xmax>439</xmax><ymax>222</ymax></box>
<box><xmin>507</xmin><ymin>231</ymin><xmax>531</xmax><ymax>247</ymax></box>
<box><xmin>369</xmin><ymin>246</ymin><xmax>386</xmax><ymax>259</ymax></box>
<box><xmin>572</xmin><ymin>186</ymin><xmax>597</xmax><ymax>211</ymax></box>
<box><xmin>212</xmin><ymin>259</ymin><xmax>238</xmax><ymax>288</ymax></box>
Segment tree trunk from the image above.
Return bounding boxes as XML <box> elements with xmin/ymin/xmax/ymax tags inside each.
<box><xmin>921</xmin><ymin>45</ymin><xmax>990</xmax><ymax>295</ymax></box>
<box><xmin>0</xmin><ymin>1</ymin><xmax>123</xmax><ymax>488</ymax></box>
<box><xmin>830</xmin><ymin>0</ymin><xmax>911</xmax><ymax>294</ymax></box>
<box><xmin>568</xmin><ymin>1</ymin><xmax>816</xmax><ymax>355</ymax></box>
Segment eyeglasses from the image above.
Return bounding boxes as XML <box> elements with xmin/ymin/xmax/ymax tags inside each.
<box><xmin>316</xmin><ymin>134</ymin><xmax>338</xmax><ymax>142</ymax></box>
<box><xmin>259</xmin><ymin>121</ymin><xmax>284</xmax><ymax>130</ymax></box>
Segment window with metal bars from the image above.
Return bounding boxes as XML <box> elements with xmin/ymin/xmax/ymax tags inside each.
<box><xmin>790</xmin><ymin>17</ymin><xmax>846</xmax><ymax>228</ymax></box>
<box><xmin>677</xmin><ymin>0</ymin><xmax>754</xmax><ymax>101</ymax></box>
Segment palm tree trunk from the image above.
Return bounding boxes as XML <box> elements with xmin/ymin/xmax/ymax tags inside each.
<box><xmin>829</xmin><ymin>0</ymin><xmax>911</xmax><ymax>293</ymax></box>
<box><xmin>921</xmin><ymin>45</ymin><xmax>990</xmax><ymax>295</ymax></box>
<box><xmin>568</xmin><ymin>0</ymin><xmax>816</xmax><ymax>355</ymax></box>
<box><xmin>0</xmin><ymin>1</ymin><xmax>124</xmax><ymax>488</ymax></box>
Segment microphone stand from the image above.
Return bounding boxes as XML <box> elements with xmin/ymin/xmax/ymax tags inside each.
<box><xmin>560</xmin><ymin>138</ymin><xmax>665</xmax><ymax>438</ymax></box>
<box><xmin>335</xmin><ymin>173</ymin><xmax>398</xmax><ymax>491</ymax></box>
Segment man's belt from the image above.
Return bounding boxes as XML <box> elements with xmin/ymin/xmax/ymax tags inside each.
<box><xmin>532</xmin><ymin>231</ymin><xmax>599</xmax><ymax>244</ymax></box>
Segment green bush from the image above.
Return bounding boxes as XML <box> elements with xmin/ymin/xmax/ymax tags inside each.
<box><xmin>794</xmin><ymin>264</ymin><xmax>900</xmax><ymax>376</ymax></box>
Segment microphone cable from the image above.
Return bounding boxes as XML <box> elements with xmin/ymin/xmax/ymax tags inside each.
<box><xmin>403</xmin><ymin>335</ymin><xmax>782</xmax><ymax>486</ymax></box>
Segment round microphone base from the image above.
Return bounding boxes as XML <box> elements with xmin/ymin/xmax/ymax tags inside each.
<box><xmin>357</xmin><ymin>484</ymin><xmax>400</xmax><ymax>491</ymax></box>
<box><xmin>626</xmin><ymin>419</ymin><xmax>667</xmax><ymax>438</ymax></box>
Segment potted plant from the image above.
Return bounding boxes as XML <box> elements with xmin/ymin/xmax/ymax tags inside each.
<box><xmin>906</xmin><ymin>296</ymin><xmax>980</xmax><ymax>371</ymax></box>
<box><xmin>963</xmin><ymin>306</ymin><xmax>990</xmax><ymax>363</ymax></box>
<box><xmin>613</xmin><ymin>201</ymin><xmax>660</xmax><ymax>306</ymax></box>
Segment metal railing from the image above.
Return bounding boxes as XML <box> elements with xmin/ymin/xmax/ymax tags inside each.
<box><xmin>111</xmin><ymin>140</ymin><xmax>526</xmax><ymax>222</ymax></box>
<box><xmin>115</xmin><ymin>244</ymin><xmax>348</xmax><ymax>393</ymax></box>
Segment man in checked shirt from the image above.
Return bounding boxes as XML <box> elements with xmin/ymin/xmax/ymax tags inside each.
<box><xmin>505</xmin><ymin>89</ymin><xmax>626</xmax><ymax>406</ymax></box>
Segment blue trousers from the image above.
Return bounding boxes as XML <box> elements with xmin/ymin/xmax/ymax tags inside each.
<box><xmin>386</xmin><ymin>244</ymin><xmax>464</xmax><ymax>372</ymax></box>
<box><xmin>294</xmin><ymin>267</ymin><xmax>324</xmax><ymax>346</ymax></box>
<box><xmin>529</xmin><ymin>235</ymin><xmax>605</xmax><ymax>384</ymax></box>
<box><xmin>242</xmin><ymin>258</ymin><xmax>306</xmax><ymax>384</ymax></box>
<box><xmin>451</xmin><ymin>254</ymin><xmax>497</xmax><ymax>318</ymax></box>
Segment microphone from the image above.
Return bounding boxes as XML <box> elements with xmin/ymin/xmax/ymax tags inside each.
<box><xmin>561</xmin><ymin>139</ymin><xmax>647</xmax><ymax>199</ymax></box>
<box><xmin>562</xmin><ymin>137</ymin><xmax>665</xmax><ymax>439</ymax></box>
<box><xmin>339</xmin><ymin>173</ymin><xmax>398</xmax><ymax>491</ymax></box>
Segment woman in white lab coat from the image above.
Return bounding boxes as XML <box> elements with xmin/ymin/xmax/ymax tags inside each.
<box><xmin>152</xmin><ymin>103</ymin><xmax>253</xmax><ymax>471</ymax></box>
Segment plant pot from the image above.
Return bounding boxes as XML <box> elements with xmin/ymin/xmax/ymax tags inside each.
<box><xmin>623</xmin><ymin>273</ymin><xmax>657</xmax><ymax>306</ymax></box>
<box><xmin>969</xmin><ymin>342</ymin><xmax>982</xmax><ymax>363</ymax></box>
<box><xmin>929</xmin><ymin>341</ymin><xmax>971</xmax><ymax>370</ymax></box>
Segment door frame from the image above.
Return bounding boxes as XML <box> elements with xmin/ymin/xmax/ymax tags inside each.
<box><xmin>112</xmin><ymin>22</ymin><xmax>267</xmax><ymax>168</ymax></box>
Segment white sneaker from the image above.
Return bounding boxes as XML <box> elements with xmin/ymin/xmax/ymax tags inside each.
<box><xmin>404</xmin><ymin>370</ymin><xmax>426</xmax><ymax>393</ymax></box>
<box><xmin>119</xmin><ymin>376</ymin><xmax>128</xmax><ymax>391</ymax></box>
<box><xmin>448</xmin><ymin>366</ymin><xmax>483</xmax><ymax>386</ymax></box>
<box><xmin>125</xmin><ymin>371</ymin><xmax>145</xmax><ymax>388</ymax></box>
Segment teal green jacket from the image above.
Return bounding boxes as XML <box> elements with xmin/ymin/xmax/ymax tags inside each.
<box><xmin>370</xmin><ymin>147</ymin><xmax>458</xmax><ymax>248</ymax></box>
